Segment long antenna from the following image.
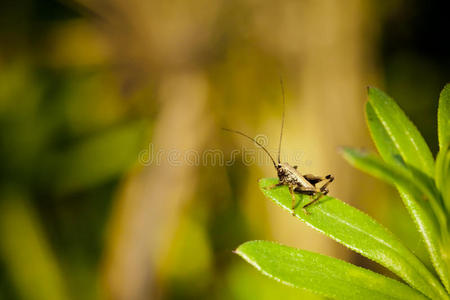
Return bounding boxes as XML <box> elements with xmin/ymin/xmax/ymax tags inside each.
<box><xmin>278</xmin><ymin>77</ymin><xmax>286</xmax><ymax>164</ymax></box>
<box><xmin>222</xmin><ymin>128</ymin><xmax>277</xmax><ymax>168</ymax></box>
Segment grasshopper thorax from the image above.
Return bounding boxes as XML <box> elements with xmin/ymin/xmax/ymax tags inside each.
<box><xmin>276</xmin><ymin>162</ymin><xmax>299</xmax><ymax>182</ymax></box>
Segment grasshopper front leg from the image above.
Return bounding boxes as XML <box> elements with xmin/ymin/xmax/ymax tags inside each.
<box><xmin>263</xmin><ymin>182</ymin><xmax>284</xmax><ymax>190</ymax></box>
<box><xmin>289</xmin><ymin>185</ymin><xmax>296</xmax><ymax>215</ymax></box>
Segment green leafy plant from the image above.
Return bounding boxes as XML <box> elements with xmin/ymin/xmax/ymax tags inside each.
<box><xmin>235</xmin><ymin>84</ymin><xmax>450</xmax><ymax>299</ymax></box>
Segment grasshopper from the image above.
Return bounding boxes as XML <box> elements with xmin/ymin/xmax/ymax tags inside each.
<box><xmin>223</xmin><ymin>80</ymin><xmax>334</xmax><ymax>215</ymax></box>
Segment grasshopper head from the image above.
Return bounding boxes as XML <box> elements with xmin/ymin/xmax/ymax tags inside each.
<box><xmin>276</xmin><ymin>163</ymin><xmax>289</xmax><ymax>178</ymax></box>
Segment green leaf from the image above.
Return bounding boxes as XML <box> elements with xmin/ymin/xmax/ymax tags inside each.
<box><xmin>341</xmin><ymin>148</ymin><xmax>423</xmax><ymax>196</ymax></box>
<box><xmin>341</xmin><ymin>147</ymin><xmax>450</xmax><ymax>289</ymax></box>
<box><xmin>438</xmin><ymin>84</ymin><xmax>450</xmax><ymax>150</ymax></box>
<box><xmin>436</xmin><ymin>144</ymin><xmax>450</xmax><ymax>215</ymax></box>
<box><xmin>259</xmin><ymin>178</ymin><xmax>448</xmax><ymax>300</ymax></box>
<box><xmin>367</xmin><ymin>87</ymin><xmax>434</xmax><ymax>177</ymax></box>
<box><xmin>365</xmin><ymin>102</ymin><xmax>402</xmax><ymax>168</ymax></box>
<box><xmin>397</xmin><ymin>187</ymin><xmax>450</xmax><ymax>293</ymax></box>
<box><xmin>0</xmin><ymin>188</ymin><xmax>69</xmax><ymax>300</ymax></box>
<box><xmin>236</xmin><ymin>240</ymin><xmax>427</xmax><ymax>300</ymax></box>
<box><xmin>341</xmin><ymin>148</ymin><xmax>446</xmax><ymax>232</ymax></box>
<box><xmin>366</xmin><ymin>100</ymin><xmax>450</xmax><ymax>291</ymax></box>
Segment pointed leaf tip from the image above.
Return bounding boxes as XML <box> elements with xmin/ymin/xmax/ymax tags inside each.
<box><xmin>438</xmin><ymin>83</ymin><xmax>450</xmax><ymax>150</ymax></box>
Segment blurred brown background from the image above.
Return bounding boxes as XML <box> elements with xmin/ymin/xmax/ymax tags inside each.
<box><xmin>0</xmin><ymin>0</ymin><xmax>448</xmax><ymax>299</ymax></box>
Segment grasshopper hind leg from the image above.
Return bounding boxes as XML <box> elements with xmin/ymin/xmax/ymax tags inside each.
<box><xmin>303</xmin><ymin>192</ymin><xmax>323</xmax><ymax>210</ymax></box>
<box><xmin>320</xmin><ymin>175</ymin><xmax>334</xmax><ymax>193</ymax></box>
<box><xmin>302</xmin><ymin>174</ymin><xmax>334</xmax><ymax>212</ymax></box>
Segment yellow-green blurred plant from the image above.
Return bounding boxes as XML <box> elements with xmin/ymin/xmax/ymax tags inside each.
<box><xmin>0</xmin><ymin>60</ymin><xmax>149</xmax><ymax>300</ymax></box>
